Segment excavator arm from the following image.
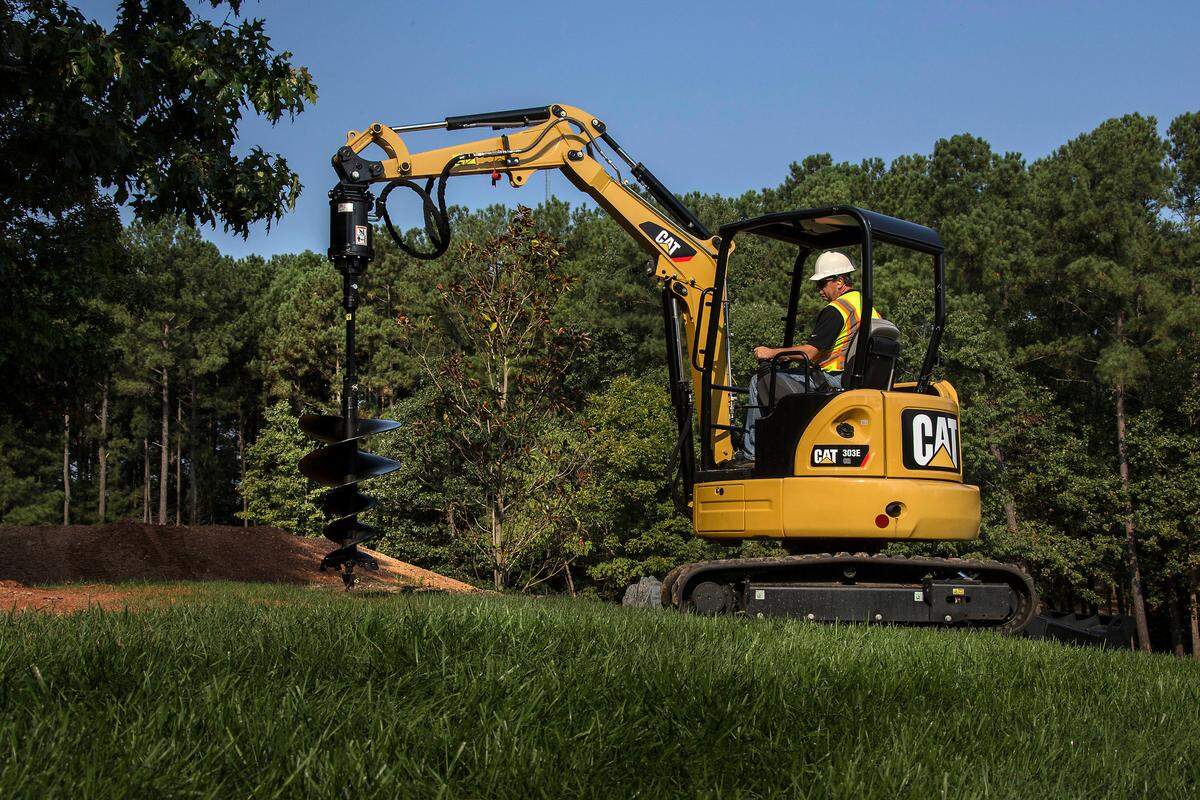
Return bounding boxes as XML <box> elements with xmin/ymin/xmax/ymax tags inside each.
<box><xmin>334</xmin><ymin>103</ymin><xmax>739</xmax><ymax>469</ymax></box>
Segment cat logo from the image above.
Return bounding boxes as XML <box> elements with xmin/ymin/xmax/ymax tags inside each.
<box><xmin>901</xmin><ymin>409</ymin><xmax>960</xmax><ymax>472</ymax></box>
<box><xmin>638</xmin><ymin>222</ymin><xmax>696</xmax><ymax>263</ymax></box>
<box><xmin>810</xmin><ymin>445</ymin><xmax>869</xmax><ymax>468</ymax></box>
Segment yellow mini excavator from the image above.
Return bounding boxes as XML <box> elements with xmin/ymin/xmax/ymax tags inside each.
<box><xmin>300</xmin><ymin>103</ymin><xmax>1036</xmax><ymax>631</ymax></box>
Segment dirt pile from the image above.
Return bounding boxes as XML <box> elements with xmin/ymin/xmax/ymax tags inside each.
<box><xmin>0</xmin><ymin>522</ymin><xmax>476</xmax><ymax>612</ymax></box>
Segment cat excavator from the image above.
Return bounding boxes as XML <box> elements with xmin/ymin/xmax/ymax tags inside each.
<box><xmin>302</xmin><ymin>103</ymin><xmax>1036</xmax><ymax>632</ymax></box>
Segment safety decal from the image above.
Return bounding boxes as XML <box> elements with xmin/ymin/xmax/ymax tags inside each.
<box><xmin>354</xmin><ymin>225</ymin><xmax>368</xmax><ymax>247</ymax></box>
<box><xmin>639</xmin><ymin>222</ymin><xmax>696</xmax><ymax>263</ymax></box>
<box><xmin>810</xmin><ymin>445</ymin><xmax>870</xmax><ymax>467</ymax></box>
<box><xmin>901</xmin><ymin>409</ymin><xmax>961</xmax><ymax>472</ymax></box>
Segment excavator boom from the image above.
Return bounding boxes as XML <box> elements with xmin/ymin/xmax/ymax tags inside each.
<box><xmin>333</xmin><ymin>104</ymin><xmax>735</xmax><ymax>470</ymax></box>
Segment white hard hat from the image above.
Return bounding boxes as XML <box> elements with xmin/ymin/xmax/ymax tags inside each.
<box><xmin>810</xmin><ymin>251</ymin><xmax>856</xmax><ymax>281</ymax></box>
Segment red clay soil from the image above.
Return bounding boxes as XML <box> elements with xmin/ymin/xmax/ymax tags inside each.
<box><xmin>0</xmin><ymin>522</ymin><xmax>477</xmax><ymax>613</ymax></box>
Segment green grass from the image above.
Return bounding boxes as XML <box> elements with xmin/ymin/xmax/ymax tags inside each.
<box><xmin>1</xmin><ymin>584</ymin><xmax>1197</xmax><ymax>799</ymax></box>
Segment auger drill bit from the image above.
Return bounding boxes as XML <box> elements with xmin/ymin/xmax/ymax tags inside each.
<box><xmin>297</xmin><ymin>182</ymin><xmax>400</xmax><ymax>589</ymax></box>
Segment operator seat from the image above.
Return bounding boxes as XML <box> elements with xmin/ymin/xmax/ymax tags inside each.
<box><xmin>752</xmin><ymin>319</ymin><xmax>902</xmax><ymax>477</ymax></box>
<box><xmin>844</xmin><ymin>318</ymin><xmax>901</xmax><ymax>390</ymax></box>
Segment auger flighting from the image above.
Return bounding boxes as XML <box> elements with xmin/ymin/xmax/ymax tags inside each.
<box><xmin>298</xmin><ymin>183</ymin><xmax>400</xmax><ymax>588</ymax></box>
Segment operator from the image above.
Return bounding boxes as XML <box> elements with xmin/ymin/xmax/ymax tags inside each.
<box><xmin>739</xmin><ymin>251</ymin><xmax>880</xmax><ymax>462</ymax></box>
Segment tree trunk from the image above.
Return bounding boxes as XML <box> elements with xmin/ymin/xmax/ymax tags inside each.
<box><xmin>142</xmin><ymin>437</ymin><xmax>150</xmax><ymax>524</ymax></box>
<box><xmin>1113</xmin><ymin>330</ymin><xmax>1151</xmax><ymax>652</ymax></box>
<box><xmin>159</xmin><ymin>323</ymin><xmax>170</xmax><ymax>525</ymax></box>
<box><xmin>491</xmin><ymin>500</ymin><xmax>503</xmax><ymax>591</ymax></box>
<box><xmin>62</xmin><ymin>412</ymin><xmax>70</xmax><ymax>525</ymax></box>
<box><xmin>1168</xmin><ymin>590</ymin><xmax>1186</xmax><ymax>657</ymax></box>
<box><xmin>175</xmin><ymin>395</ymin><xmax>182</xmax><ymax>526</ymax></box>
<box><xmin>189</xmin><ymin>379</ymin><xmax>197</xmax><ymax>524</ymax></box>
<box><xmin>210</xmin><ymin>415</ymin><xmax>218</xmax><ymax>524</ymax></box>
<box><xmin>1190</xmin><ymin>576</ymin><xmax>1199</xmax><ymax>660</ymax></box>
<box><xmin>238</xmin><ymin>412</ymin><xmax>248</xmax><ymax>526</ymax></box>
<box><xmin>988</xmin><ymin>443</ymin><xmax>1019</xmax><ymax>536</ymax></box>
<box><xmin>98</xmin><ymin>381</ymin><xmax>108</xmax><ymax>522</ymax></box>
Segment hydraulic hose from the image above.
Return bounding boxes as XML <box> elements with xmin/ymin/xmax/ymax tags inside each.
<box><xmin>373</xmin><ymin>114</ymin><xmax>591</xmax><ymax>260</ymax></box>
<box><xmin>375</xmin><ymin>154</ymin><xmax>470</xmax><ymax>260</ymax></box>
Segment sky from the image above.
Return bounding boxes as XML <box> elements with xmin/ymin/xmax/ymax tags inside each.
<box><xmin>77</xmin><ymin>0</ymin><xmax>1200</xmax><ymax>259</ymax></box>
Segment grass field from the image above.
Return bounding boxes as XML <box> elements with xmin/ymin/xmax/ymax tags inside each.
<box><xmin>1</xmin><ymin>584</ymin><xmax>1197</xmax><ymax>799</ymax></box>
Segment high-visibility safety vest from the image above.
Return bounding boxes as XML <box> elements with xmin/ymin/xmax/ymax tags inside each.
<box><xmin>819</xmin><ymin>290</ymin><xmax>881</xmax><ymax>373</ymax></box>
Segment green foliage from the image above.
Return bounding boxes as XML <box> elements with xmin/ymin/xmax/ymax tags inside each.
<box><xmin>565</xmin><ymin>375</ymin><xmax>713</xmax><ymax>596</ymax></box>
<box><xmin>0</xmin><ymin>423</ymin><xmax>61</xmax><ymax>525</ymax></box>
<box><xmin>0</xmin><ymin>0</ymin><xmax>313</xmax><ymax>529</ymax></box>
<box><xmin>367</xmin><ymin>388</ymin><xmax>476</xmax><ymax>584</ymax></box>
<box><xmin>0</xmin><ymin>0</ymin><xmax>316</xmax><ymax>234</ymax></box>
<box><xmin>554</xmin><ymin>207</ymin><xmax>663</xmax><ymax>390</ymax></box>
<box><xmin>239</xmin><ymin>401</ymin><xmax>321</xmax><ymax>535</ymax></box>
<box><xmin>1169</xmin><ymin>112</ymin><xmax>1200</xmax><ymax>222</ymax></box>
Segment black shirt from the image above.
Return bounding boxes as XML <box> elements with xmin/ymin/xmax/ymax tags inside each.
<box><xmin>806</xmin><ymin>305</ymin><xmax>843</xmax><ymax>352</ymax></box>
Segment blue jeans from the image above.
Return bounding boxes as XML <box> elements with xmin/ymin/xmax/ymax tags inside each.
<box><xmin>741</xmin><ymin>369</ymin><xmax>841</xmax><ymax>460</ymax></box>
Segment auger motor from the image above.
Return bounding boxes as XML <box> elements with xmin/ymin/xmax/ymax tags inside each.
<box><xmin>298</xmin><ymin>183</ymin><xmax>401</xmax><ymax>588</ymax></box>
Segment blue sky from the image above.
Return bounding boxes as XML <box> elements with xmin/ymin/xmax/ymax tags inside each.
<box><xmin>78</xmin><ymin>1</ymin><xmax>1199</xmax><ymax>258</ymax></box>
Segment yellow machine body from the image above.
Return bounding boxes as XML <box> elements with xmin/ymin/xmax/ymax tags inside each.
<box><xmin>694</xmin><ymin>381</ymin><xmax>980</xmax><ymax>542</ymax></box>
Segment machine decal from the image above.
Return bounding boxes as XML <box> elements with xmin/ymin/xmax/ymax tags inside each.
<box><xmin>902</xmin><ymin>409</ymin><xmax>960</xmax><ymax>472</ymax></box>
<box><xmin>354</xmin><ymin>225</ymin><xmax>368</xmax><ymax>246</ymax></box>
<box><xmin>810</xmin><ymin>445</ymin><xmax>870</xmax><ymax>467</ymax></box>
<box><xmin>639</xmin><ymin>222</ymin><xmax>696</xmax><ymax>263</ymax></box>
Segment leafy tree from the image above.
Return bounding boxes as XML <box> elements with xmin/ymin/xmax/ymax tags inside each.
<box><xmin>0</xmin><ymin>0</ymin><xmax>315</xmax><ymax>233</ymax></box>
<box><xmin>369</xmin><ymin>389</ymin><xmax>466</xmax><ymax>579</ymax></box>
<box><xmin>255</xmin><ymin>252</ymin><xmax>341</xmax><ymax>406</ymax></box>
<box><xmin>1168</xmin><ymin>112</ymin><xmax>1200</xmax><ymax>225</ymax></box>
<box><xmin>1028</xmin><ymin>114</ymin><xmax>1175</xmax><ymax>649</ymax></box>
<box><xmin>239</xmin><ymin>401</ymin><xmax>321</xmax><ymax>535</ymax></box>
<box><xmin>565</xmin><ymin>374</ymin><xmax>714</xmax><ymax>597</ymax></box>
<box><xmin>407</xmin><ymin>208</ymin><xmax>588</xmax><ymax>590</ymax></box>
<box><xmin>0</xmin><ymin>423</ymin><xmax>61</xmax><ymax>524</ymax></box>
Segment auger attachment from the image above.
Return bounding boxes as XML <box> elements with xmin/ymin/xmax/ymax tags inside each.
<box><xmin>298</xmin><ymin>182</ymin><xmax>401</xmax><ymax>589</ymax></box>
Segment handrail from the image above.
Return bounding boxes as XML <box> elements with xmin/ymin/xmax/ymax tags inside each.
<box><xmin>690</xmin><ymin>287</ymin><xmax>714</xmax><ymax>373</ymax></box>
<box><xmin>764</xmin><ymin>352</ymin><xmax>813</xmax><ymax>414</ymax></box>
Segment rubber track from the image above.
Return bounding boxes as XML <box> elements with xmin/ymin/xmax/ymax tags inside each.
<box><xmin>661</xmin><ymin>553</ymin><xmax>1038</xmax><ymax>634</ymax></box>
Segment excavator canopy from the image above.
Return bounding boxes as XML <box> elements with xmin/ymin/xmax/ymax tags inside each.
<box><xmin>697</xmin><ymin>206</ymin><xmax>948</xmax><ymax>471</ymax></box>
<box><xmin>716</xmin><ymin>206</ymin><xmax>943</xmax><ymax>254</ymax></box>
